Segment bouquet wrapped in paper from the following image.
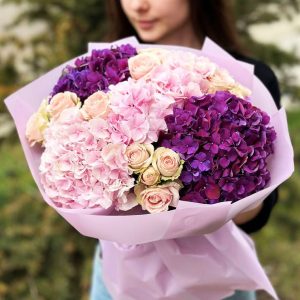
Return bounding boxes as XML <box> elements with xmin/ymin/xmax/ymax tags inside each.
<box><xmin>5</xmin><ymin>36</ymin><xmax>294</xmax><ymax>300</ymax></box>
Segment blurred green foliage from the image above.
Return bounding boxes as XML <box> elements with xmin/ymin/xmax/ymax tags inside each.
<box><xmin>0</xmin><ymin>137</ymin><xmax>96</xmax><ymax>300</ymax></box>
<box><xmin>0</xmin><ymin>0</ymin><xmax>106</xmax><ymax>78</ymax></box>
<box><xmin>0</xmin><ymin>0</ymin><xmax>299</xmax><ymax>299</ymax></box>
<box><xmin>233</xmin><ymin>0</ymin><xmax>300</xmax><ymax>103</ymax></box>
<box><xmin>255</xmin><ymin>110</ymin><xmax>300</xmax><ymax>300</ymax></box>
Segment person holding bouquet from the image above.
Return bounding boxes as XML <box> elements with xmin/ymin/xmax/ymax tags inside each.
<box><xmin>89</xmin><ymin>1</ymin><xmax>281</xmax><ymax>299</ymax></box>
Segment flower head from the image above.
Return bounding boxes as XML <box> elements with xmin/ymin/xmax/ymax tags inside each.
<box><xmin>139</xmin><ymin>166</ymin><xmax>161</xmax><ymax>186</ymax></box>
<box><xmin>47</xmin><ymin>92</ymin><xmax>81</xmax><ymax>120</ymax></box>
<box><xmin>152</xmin><ymin>147</ymin><xmax>184</xmax><ymax>180</ymax></box>
<box><xmin>26</xmin><ymin>99</ymin><xmax>49</xmax><ymax>146</ymax></box>
<box><xmin>51</xmin><ymin>44</ymin><xmax>137</xmax><ymax>101</ymax></box>
<box><xmin>81</xmin><ymin>91</ymin><xmax>110</xmax><ymax>120</ymax></box>
<box><xmin>134</xmin><ymin>182</ymin><xmax>181</xmax><ymax>213</ymax></box>
<box><xmin>40</xmin><ymin>107</ymin><xmax>136</xmax><ymax>210</ymax></box>
<box><xmin>128</xmin><ymin>52</ymin><xmax>161</xmax><ymax>80</ymax></box>
<box><xmin>125</xmin><ymin>143</ymin><xmax>154</xmax><ymax>173</ymax></box>
<box><xmin>158</xmin><ymin>91</ymin><xmax>276</xmax><ymax>204</ymax></box>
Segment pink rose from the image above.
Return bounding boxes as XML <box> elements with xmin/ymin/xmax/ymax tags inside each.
<box><xmin>125</xmin><ymin>143</ymin><xmax>154</xmax><ymax>173</ymax></box>
<box><xmin>26</xmin><ymin>99</ymin><xmax>49</xmax><ymax>146</ymax></box>
<box><xmin>139</xmin><ymin>166</ymin><xmax>160</xmax><ymax>186</ymax></box>
<box><xmin>134</xmin><ymin>182</ymin><xmax>181</xmax><ymax>213</ymax></box>
<box><xmin>152</xmin><ymin>147</ymin><xmax>183</xmax><ymax>180</ymax></box>
<box><xmin>128</xmin><ymin>52</ymin><xmax>160</xmax><ymax>80</ymax></box>
<box><xmin>81</xmin><ymin>91</ymin><xmax>110</xmax><ymax>120</ymax></box>
<box><xmin>48</xmin><ymin>92</ymin><xmax>80</xmax><ymax>120</ymax></box>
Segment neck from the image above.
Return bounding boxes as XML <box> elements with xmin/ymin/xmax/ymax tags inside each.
<box><xmin>156</xmin><ymin>23</ymin><xmax>202</xmax><ymax>49</ymax></box>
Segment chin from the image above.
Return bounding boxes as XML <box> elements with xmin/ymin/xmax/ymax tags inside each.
<box><xmin>136</xmin><ymin>30</ymin><xmax>162</xmax><ymax>43</ymax></box>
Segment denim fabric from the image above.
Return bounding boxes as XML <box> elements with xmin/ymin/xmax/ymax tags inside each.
<box><xmin>90</xmin><ymin>245</ymin><xmax>112</xmax><ymax>300</ymax></box>
<box><xmin>90</xmin><ymin>245</ymin><xmax>256</xmax><ymax>300</ymax></box>
<box><xmin>224</xmin><ymin>290</ymin><xmax>256</xmax><ymax>300</ymax></box>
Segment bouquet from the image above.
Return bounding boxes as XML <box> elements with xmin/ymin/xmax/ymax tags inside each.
<box><xmin>5</xmin><ymin>36</ymin><xmax>294</xmax><ymax>300</ymax></box>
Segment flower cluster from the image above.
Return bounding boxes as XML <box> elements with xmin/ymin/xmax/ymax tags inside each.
<box><xmin>158</xmin><ymin>91</ymin><xmax>276</xmax><ymax>204</ymax></box>
<box><xmin>26</xmin><ymin>79</ymin><xmax>181</xmax><ymax>212</ymax></box>
<box><xmin>26</xmin><ymin>44</ymin><xmax>276</xmax><ymax>213</ymax></box>
<box><xmin>124</xmin><ymin>143</ymin><xmax>184</xmax><ymax>213</ymax></box>
<box><xmin>52</xmin><ymin>44</ymin><xmax>137</xmax><ymax>101</ymax></box>
<box><xmin>128</xmin><ymin>48</ymin><xmax>251</xmax><ymax>104</ymax></box>
<box><xmin>108</xmin><ymin>79</ymin><xmax>175</xmax><ymax>144</ymax></box>
<box><xmin>40</xmin><ymin>107</ymin><xmax>136</xmax><ymax>210</ymax></box>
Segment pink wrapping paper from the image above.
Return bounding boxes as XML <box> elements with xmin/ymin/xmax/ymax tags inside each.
<box><xmin>102</xmin><ymin>222</ymin><xmax>276</xmax><ymax>300</ymax></box>
<box><xmin>5</xmin><ymin>37</ymin><xmax>294</xmax><ymax>299</ymax></box>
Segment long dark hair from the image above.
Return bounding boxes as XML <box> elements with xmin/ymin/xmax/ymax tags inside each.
<box><xmin>105</xmin><ymin>0</ymin><xmax>244</xmax><ymax>53</ymax></box>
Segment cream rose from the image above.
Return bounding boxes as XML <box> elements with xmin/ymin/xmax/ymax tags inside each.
<box><xmin>48</xmin><ymin>91</ymin><xmax>81</xmax><ymax>120</ymax></box>
<box><xmin>229</xmin><ymin>83</ymin><xmax>251</xmax><ymax>98</ymax></box>
<box><xmin>81</xmin><ymin>91</ymin><xmax>110</xmax><ymax>120</ymax></box>
<box><xmin>139</xmin><ymin>166</ymin><xmax>161</xmax><ymax>186</ymax></box>
<box><xmin>208</xmin><ymin>69</ymin><xmax>235</xmax><ymax>93</ymax></box>
<box><xmin>152</xmin><ymin>147</ymin><xmax>184</xmax><ymax>180</ymax></box>
<box><xmin>139</xmin><ymin>48</ymin><xmax>170</xmax><ymax>61</ymax></box>
<box><xmin>128</xmin><ymin>52</ymin><xmax>161</xmax><ymax>80</ymax></box>
<box><xmin>26</xmin><ymin>99</ymin><xmax>49</xmax><ymax>146</ymax></box>
<box><xmin>125</xmin><ymin>143</ymin><xmax>154</xmax><ymax>173</ymax></box>
<box><xmin>134</xmin><ymin>182</ymin><xmax>181</xmax><ymax>214</ymax></box>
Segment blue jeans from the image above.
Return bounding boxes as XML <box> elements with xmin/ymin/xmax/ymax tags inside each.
<box><xmin>90</xmin><ymin>245</ymin><xmax>256</xmax><ymax>300</ymax></box>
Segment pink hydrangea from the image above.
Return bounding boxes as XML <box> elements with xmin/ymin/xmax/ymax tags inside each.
<box><xmin>108</xmin><ymin>78</ymin><xmax>174</xmax><ymax>144</ymax></box>
<box><xmin>40</xmin><ymin>107</ymin><xmax>136</xmax><ymax>210</ymax></box>
<box><xmin>129</xmin><ymin>49</ymin><xmax>250</xmax><ymax>103</ymax></box>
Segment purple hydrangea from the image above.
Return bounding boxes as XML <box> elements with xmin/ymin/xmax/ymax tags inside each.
<box><xmin>51</xmin><ymin>44</ymin><xmax>137</xmax><ymax>101</ymax></box>
<box><xmin>158</xmin><ymin>91</ymin><xmax>276</xmax><ymax>204</ymax></box>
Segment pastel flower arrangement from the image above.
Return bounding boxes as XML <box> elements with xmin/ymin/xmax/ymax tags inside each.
<box><xmin>7</xmin><ymin>38</ymin><xmax>294</xmax><ymax>299</ymax></box>
<box><xmin>25</xmin><ymin>43</ymin><xmax>276</xmax><ymax>213</ymax></box>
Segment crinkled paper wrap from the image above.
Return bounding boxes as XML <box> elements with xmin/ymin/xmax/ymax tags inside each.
<box><xmin>5</xmin><ymin>36</ymin><xmax>294</xmax><ymax>300</ymax></box>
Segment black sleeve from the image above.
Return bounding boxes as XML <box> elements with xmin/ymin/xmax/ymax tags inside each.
<box><xmin>232</xmin><ymin>54</ymin><xmax>281</xmax><ymax>233</ymax></box>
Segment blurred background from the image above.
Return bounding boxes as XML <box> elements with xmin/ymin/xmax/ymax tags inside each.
<box><xmin>0</xmin><ymin>0</ymin><xmax>299</xmax><ymax>299</ymax></box>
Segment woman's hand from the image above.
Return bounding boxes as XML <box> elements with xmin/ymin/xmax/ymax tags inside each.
<box><xmin>233</xmin><ymin>203</ymin><xmax>263</xmax><ymax>225</ymax></box>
